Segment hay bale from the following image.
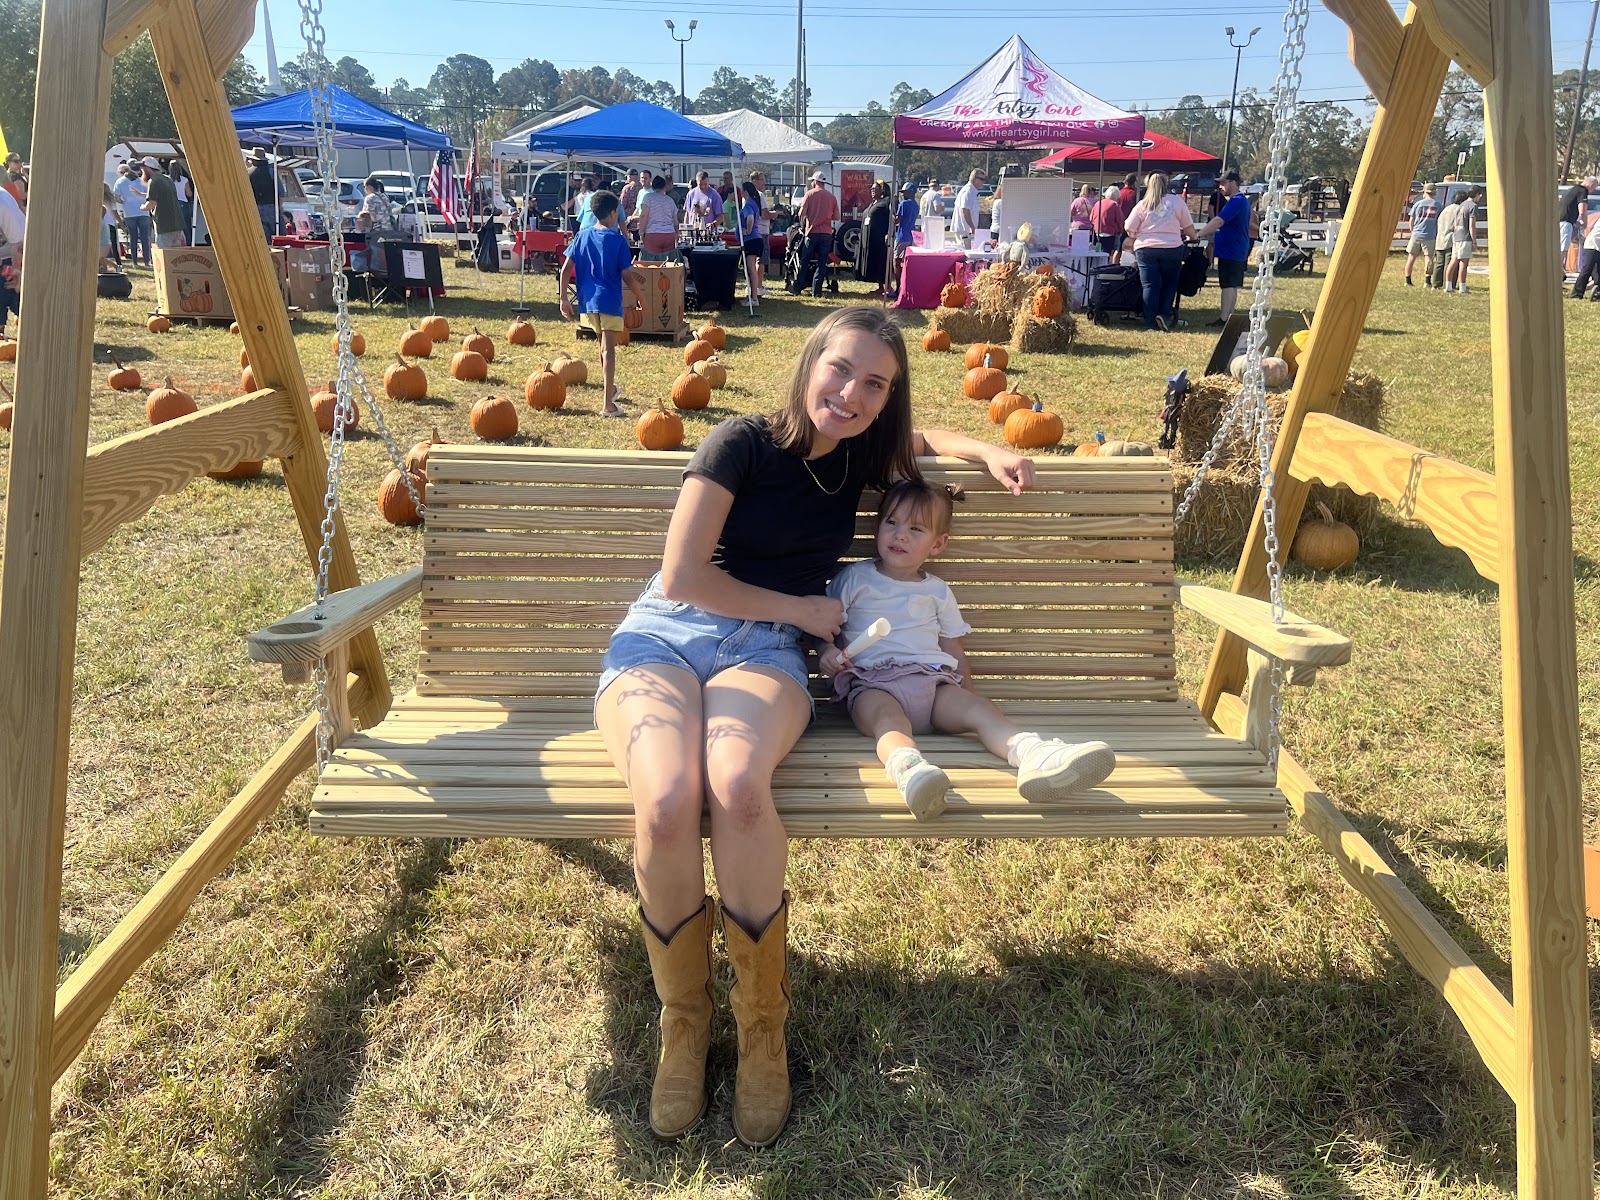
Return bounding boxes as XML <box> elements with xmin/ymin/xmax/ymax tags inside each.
<box><xmin>1174</xmin><ymin>370</ymin><xmax>1384</xmax><ymax>467</ymax></box>
<box><xmin>1172</xmin><ymin>464</ymin><xmax>1380</xmax><ymax>561</ymax></box>
<box><xmin>1011</xmin><ymin>307</ymin><xmax>1078</xmax><ymax>354</ymax></box>
<box><xmin>927</xmin><ymin>305</ymin><xmax>1012</xmax><ymax>346</ymax></box>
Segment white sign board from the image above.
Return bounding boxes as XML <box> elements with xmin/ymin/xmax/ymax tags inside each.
<box><xmin>993</xmin><ymin>176</ymin><xmax>1076</xmax><ymax>248</ymax></box>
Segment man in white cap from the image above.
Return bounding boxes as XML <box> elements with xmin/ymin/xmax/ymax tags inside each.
<box><xmin>140</xmin><ymin>156</ymin><xmax>186</xmax><ymax>251</ymax></box>
<box><xmin>790</xmin><ymin>170</ymin><xmax>840</xmax><ymax>297</ymax></box>
<box><xmin>952</xmin><ymin>168</ymin><xmax>986</xmax><ymax>249</ymax></box>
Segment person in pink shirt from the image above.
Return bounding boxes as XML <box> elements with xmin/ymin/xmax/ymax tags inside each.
<box><xmin>1069</xmin><ymin>184</ymin><xmax>1096</xmax><ymax>230</ymax></box>
<box><xmin>1091</xmin><ymin>185</ymin><xmax>1126</xmax><ymax>262</ymax></box>
<box><xmin>1122</xmin><ymin>171</ymin><xmax>1197</xmax><ymax>331</ymax></box>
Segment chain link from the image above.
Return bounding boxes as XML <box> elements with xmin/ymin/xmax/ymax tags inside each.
<box><xmin>297</xmin><ymin>0</ymin><xmax>423</xmax><ymax>766</ymax></box>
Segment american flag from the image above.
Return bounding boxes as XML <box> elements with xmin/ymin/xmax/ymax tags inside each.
<box><xmin>427</xmin><ymin>149</ymin><xmax>463</xmax><ymax>225</ymax></box>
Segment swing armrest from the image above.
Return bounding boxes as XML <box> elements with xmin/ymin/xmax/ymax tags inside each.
<box><xmin>248</xmin><ymin>568</ymin><xmax>423</xmax><ymax>682</ymax></box>
<box><xmin>1175</xmin><ymin>579</ymin><xmax>1351</xmax><ymax>672</ymax></box>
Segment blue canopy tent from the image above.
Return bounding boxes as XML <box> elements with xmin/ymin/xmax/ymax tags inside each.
<box><xmin>230</xmin><ymin>86</ymin><xmax>453</xmax><ymax>233</ymax></box>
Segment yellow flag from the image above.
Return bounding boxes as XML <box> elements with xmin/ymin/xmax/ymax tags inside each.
<box><xmin>0</xmin><ymin>124</ymin><xmax>9</xmax><ymax>162</ymax></box>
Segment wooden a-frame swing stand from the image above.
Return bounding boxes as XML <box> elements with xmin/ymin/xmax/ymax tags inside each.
<box><xmin>1</xmin><ymin>0</ymin><xmax>1590</xmax><ymax>1194</ymax></box>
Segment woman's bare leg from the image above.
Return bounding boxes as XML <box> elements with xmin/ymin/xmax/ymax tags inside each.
<box><xmin>596</xmin><ymin>663</ymin><xmax>706</xmax><ymax>935</ymax></box>
<box><xmin>702</xmin><ymin>664</ymin><xmax>809</xmax><ymax>933</ymax></box>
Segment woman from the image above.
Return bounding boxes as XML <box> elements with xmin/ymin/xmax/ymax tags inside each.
<box><xmin>1091</xmin><ymin>184</ymin><xmax>1125</xmax><ymax>262</ymax></box>
<box><xmin>739</xmin><ymin>180</ymin><xmax>765</xmax><ymax>308</ymax></box>
<box><xmin>170</xmin><ymin>161</ymin><xmax>194</xmax><ymax>246</ymax></box>
<box><xmin>595</xmin><ymin>307</ymin><xmax>1035</xmax><ymax>1148</ymax></box>
<box><xmin>636</xmin><ymin>175</ymin><xmax>679</xmax><ymax>260</ymax></box>
<box><xmin>989</xmin><ymin>181</ymin><xmax>1005</xmax><ymax>242</ymax></box>
<box><xmin>99</xmin><ymin>183</ymin><xmax>123</xmax><ymax>272</ymax></box>
<box><xmin>355</xmin><ymin>175</ymin><xmax>393</xmax><ymax>254</ymax></box>
<box><xmin>1069</xmin><ymin>183</ymin><xmax>1096</xmax><ymax>231</ymax></box>
<box><xmin>1122</xmin><ymin>171</ymin><xmax>1197</xmax><ymax>332</ymax></box>
<box><xmin>859</xmin><ymin>180</ymin><xmax>892</xmax><ymax>294</ymax></box>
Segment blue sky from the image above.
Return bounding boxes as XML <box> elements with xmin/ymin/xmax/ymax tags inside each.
<box><xmin>250</xmin><ymin>0</ymin><xmax>1598</xmax><ymax>121</ymax></box>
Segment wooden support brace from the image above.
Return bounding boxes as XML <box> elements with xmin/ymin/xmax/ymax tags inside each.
<box><xmin>1287</xmin><ymin>412</ymin><xmax>1500</xmax><ymax>582</ymax></box>
<box><xmin>51</xmin><ymin>674</ymin><xmax>370</xmax><ymax>1081</ymax></box>
<box><xmin>81</xmin><ymin>387</ymin><xmax>300</xmax><ymax>557</ymax></box>
<box><xmin>1415</xmin><ymin>0</ymin><xmax>1494</xmax><ymax>84</ymax></box>
<box><xmin>1321</xmin><ymin>0</ymin><xmax>1405</xmax><ymax>104</ymax></box>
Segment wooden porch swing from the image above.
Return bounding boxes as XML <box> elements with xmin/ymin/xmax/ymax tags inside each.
<box><xmin>1</xmin><ymin>0</ymin><xmax>1589</xmax><ymax>1195</ymax></box>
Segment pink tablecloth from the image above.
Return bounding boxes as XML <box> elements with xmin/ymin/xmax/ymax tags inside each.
<box><xmin>892</xmin><ymin>249</ymin><xmax>966</xmax><ymax>310</ymax></box>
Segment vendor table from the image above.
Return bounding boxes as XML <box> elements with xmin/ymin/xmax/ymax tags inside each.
<box><xmin>891</xmin><ymin>248</ymin><xmax>966</xmax><ymax>310</ymax></box>
<box><xmin>684</xmin><ymin>246</ymin><xmax>742</xmax><ymax>311</ymax></box>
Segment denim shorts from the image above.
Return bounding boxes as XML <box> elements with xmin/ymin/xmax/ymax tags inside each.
<box><xmin>595</xmin><ymin>575</ymin><xmax>812</xmax><ymax>719</ymax></box>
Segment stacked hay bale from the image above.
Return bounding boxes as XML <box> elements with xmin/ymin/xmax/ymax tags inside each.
<box><xmin>1172</xmin><ymin>371</ymin><xmax>1385</xmax><ymax>559</ymax></box>
<box><xmin>926</xmin><ymin>263</ymin><xmax>1078</xmax><ymax>353</ymax></box>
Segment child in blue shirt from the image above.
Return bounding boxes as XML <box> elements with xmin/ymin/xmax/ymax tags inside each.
<box><xmin>560</xmin><ymin>190</ymin><xmax>645</xmax><ymax>416</ymax></box>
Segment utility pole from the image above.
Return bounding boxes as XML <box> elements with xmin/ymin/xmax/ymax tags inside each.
<box><xmin>795</xmin><ymin>0</ymin><xmax>804</xmax><ymax>129</ymax></box>
<box><xmin>1562</xmin><ymin>0</ymin><xmax>1600</xmax><ymax>182</ymax></box>
<box><xmin>1222</xmin><ymin>25</ymin><xmax>1260</xmax><ymax>173</ymax></box>
<box><xmin>801</xmin><ymin>28</ymin><xmax>808</xmax><ymax>130</ymax></box>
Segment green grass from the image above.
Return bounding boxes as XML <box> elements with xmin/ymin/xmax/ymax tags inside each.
<box><xmin>5</xmin><ymin>251</ymin><xmax>1597</xmax><ymax>1198</ymax></box>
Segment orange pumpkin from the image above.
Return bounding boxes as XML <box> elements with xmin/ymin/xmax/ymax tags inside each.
<box><xmin>0</xmin><ymin>403</ymin><xmax>10</xmax><ymax>432</ymax></box>
<box><xmin>240</xmin><ymin>365</ymin><xmax>257</xmax><ymax>392</ymax></box>
<box><xmin>451</xmin><ymin>349</ymin><xmax>489</xmax><ymax>381</ymax></box>
<box><xmin>615</xmin><ymin>328</ymin><xmax>631</xmax><ymax>347</ymax></box>
<box><xmin>922</xmin><ymin>329</ymin><xmax>951</xmax><ymax>352</ymax></box>
<box><xmin>108</xmin><ymin>358</ymin><xmax>141</xmax><ymax>391</ymax></box>
<box><xmin>940</xmin><ymin>281</ymin><xmax>968</xmax><ymax>308</ymax></box>
<box><xmin>405</xmin><ymin>427</ymin><xmax>448</xmax><ymax>474</ymax></box>
<box><xmin>311</xmin><ymin>382</ymin><xmax>359</xmax><ymax>434</ymax></box>
<box><xmin>331</xmin><ymin>330</ymin><xmax>366</xmax><ymax>356</ymax></box>
<box><xmin>525</xmin><ymin>367</ymin><xmax>566</xmax><ymax>410</ymax></box>
<box><xmin>691</xmin><ymin>356</ymin><xmax>727</xmax><ymax>389</ymax></box>
<box><xmin>470</xmin><ymin>395</ymin><xmax>519</xmax><ymax>441</ymax></box>
<box><xmin>400</xmin><ymin>327</ymin><xmax>434</xmax><ymax>358</ymax></box>
<box><xmin>146</xmin><ymin>377</ymin><xmax>197</xmax><ymax>425</ymax></box>
<box><xmin>637</xmin><ymin>401</ymin><xmax>685</xmax><ymax>451</ymax></box>
<box><xmin>964</xmin><ymin>343</ymin><xmax>1009</xmax><ymax>370</ymax></box>
<box><xmin>146</xmin><ymin>315</ymin><xmax>171</xmax><ymax>334</ymax></box>
<box><xmin>239</xmin><ymin>347</ymin><xmax>250</xmax><ymax>368</ymax></box>
<box><xmin>207</xmin><ymin>459</ymin><xmax>264</xmax><ymax>481</ymax></box>
<box><xmin>684</xmin><ymin>338</ymin><xmax>716</xmax><ymax>367</ymax></box>
<box><xmin>671</xmin><ymin>371</ymin><xmax>712</xmax><ymax>410</ymax></box>
<box><xmin>1035</xmin><ymin>263</ymin><xmax>1055</xmax><ymax>276</ymax></box>
<box><xmin>384</xmin><ymin>355</ymin><xmax>428</xmax><ymax>401</ymax></box>
<box><xmin>421</xmin><ymin>315</ymin><xmax>451</xmax><ymax>342</ymax></box>
<box><xmin>463</xmin><ymin>326</ymin><xmax>495</xmax><ymax>361</ymax></box>
<box><xmin>963</xmin><ymin>366</ymin><xmax>1007</xmax><ymax>401</ymax></box>
<box><xmin>697</xmin><ymin>321</ymin><xmax>727</xmax><ymax>350</ymax></box>
<box><xmin>377</xmin><ymin>467</ymin><xmax>426</xmax><ymax>526</ymax></box>
<box><xmin>624</xmin><ymin>302</ymin><xmax>644</xmax><ymax>330</ymax></box>
<box><xmin>1004</xmin><ymin>401</ymin><xmax>1065</xmax><ymax>449</ymax></box>
<box><xmin>507</xmin><ymin>319</ymin><xmax>538</xmax><ymax>346</ymax></box>
<box><xmin>0</xmin><ymin>339</ymin><xmax>15</xmax><ymax>362</ymax></box>
<box><xmin>1032</xmin><ymin>286</ymin><xmax>1064</xmax><ymax>319</ymax></box>
<box><xmin>228</xmin><ymin>321</ymin><xmax>240</xmax><ymax>335</ymax></box>
<box><xmin>988</xmin><ymin>390</ymin><xmax>1031</xmax><ymax>425</ymax></box>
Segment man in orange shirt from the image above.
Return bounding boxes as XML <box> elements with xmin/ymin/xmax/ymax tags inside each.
<box><xmin>789</xmin><ymin>171</ymin><xmax>840</xmax><ymax>298</ymax></box>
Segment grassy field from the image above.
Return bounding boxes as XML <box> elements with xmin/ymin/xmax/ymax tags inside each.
<box><xmin>5</xmin><ymin>248</ymin><xmax>1597</xmax><ymax>1198</ymax></box>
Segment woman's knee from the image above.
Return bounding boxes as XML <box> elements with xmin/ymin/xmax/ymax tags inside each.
<box><xmin>633</xmin><ymin>776</ymin><xmax>704</xmax><ymax>846</ymax></box>
<box><xmin>705</xmin><ymin>756</ymin><xmax>776</xmax><ymax>833</ymax></box>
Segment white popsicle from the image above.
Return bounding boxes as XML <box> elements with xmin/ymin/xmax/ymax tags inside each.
<box><xmin>842</xmin><ymin>618</ymin><xmax>891</xmax><ymax>660</ymax></box>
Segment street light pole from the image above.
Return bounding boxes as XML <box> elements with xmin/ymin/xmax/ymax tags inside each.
<box><xmin>665</xmin><ymin>19</ymin><xmax>698</xmax><ymax>116</ymax></box>
<box><xmin>1221</xmin><ymin>25</ymin><xmax>1260</xmax><ymax>174</ymax></box>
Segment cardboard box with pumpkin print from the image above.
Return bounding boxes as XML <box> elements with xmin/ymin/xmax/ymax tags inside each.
<box><xmin>631</xmin><ymin>262</ymin><xmax>687</xmax><ymax>338</ymax></box>
<box><xmin>154</xmin><ymin>246</ymin><xmax>234</xmax><ymax>321</ymax></box>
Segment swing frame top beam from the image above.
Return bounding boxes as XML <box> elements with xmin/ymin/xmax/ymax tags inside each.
<box><xmin>0</xmin><ymin>1</ymin><xmax>1589</xmax><ymax>1196</ymax></box>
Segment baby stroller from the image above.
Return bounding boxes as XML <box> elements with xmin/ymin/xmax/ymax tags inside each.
<box><xmin>1271</xmin><ymin>211</ymin><xmax>1315</xmax><ymax>273</ymax></box>
<box><xmin>1085</xmin><ymin>263</ymin><xmax>1142</xmax><ymax>325</ymax></box>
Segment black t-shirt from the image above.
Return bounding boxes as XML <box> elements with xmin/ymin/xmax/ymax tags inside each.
<box><xmin>684</xmin><ymin>414</ymin><xmax>869</xmax><ymax>596</ymax></box>
<box><xmin>248</xmin><ymin>162</ymin><xmax>276</xmax><ymax>206</ymax></box>
<box><xmin>1562</xmin><ymin>183</ymin><xmax>1588</xmax><ymax>225</ymax></box>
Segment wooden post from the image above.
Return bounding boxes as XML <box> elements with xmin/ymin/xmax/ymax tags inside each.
<box><xmin>0</xmin><ymin>2</ymin><xmax>115</xmax><ymax>1194</ymax></box>
<box><xmin>1197</xmin><ymin>8</ymin><xmax>1451</xmax><ymax>717</ymax></box>
<box><xmin>1483</xmin><ymin>0</ymin><xmax>1594</xmax><ymax>1191</ymax></box>
<box><xmin>148</xmin><ymin>0</ymin><xmax>392</xmax><ymax>726</ymax></box>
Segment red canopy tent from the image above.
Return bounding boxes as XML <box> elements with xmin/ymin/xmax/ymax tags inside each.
<box><xmin>1031</xmin><ymin>131</ymin><xmax>1221</xmax><ymax>177</ymax></box>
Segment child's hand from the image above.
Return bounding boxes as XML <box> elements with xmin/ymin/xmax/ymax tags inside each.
<box><xmin>818</xmin><ymin>645</ymin><xmax>849</xmax><ymax>677</ymax></box>
<box><xmin>559</xmin><ymin>296</ymin><xmax>574</xmax><ymax>320</ymax></box>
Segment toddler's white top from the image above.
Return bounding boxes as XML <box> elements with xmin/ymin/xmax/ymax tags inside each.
<box><xmin>827</xmin><ymin>559</ymin><xmax>972</xmax><ymax>670</ymax></box>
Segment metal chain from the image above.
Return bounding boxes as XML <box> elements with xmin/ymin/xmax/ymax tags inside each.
<box><xmin>1172</xmin><ymin>0</ymin><xmax>1309</xmax><ymax>770</ymax></box>
<box><xmin>297</xmin><ymin>0</ymin><xmax>423</xmax><ymax>766</ymax></box>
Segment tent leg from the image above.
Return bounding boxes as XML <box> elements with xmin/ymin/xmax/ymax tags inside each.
<box><xmin>884</xmin><ymin>146</ymin><xmax>899</xmax><ymax>308</ymax></box>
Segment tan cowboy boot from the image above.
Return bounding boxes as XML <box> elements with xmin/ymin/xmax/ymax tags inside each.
<box><xmin>722</xmin><ymin>893</ymin><xmax>793</xmax><ymax>1147</ymax></box>
<box><xmin>641</xmin><ymin>898</ymin><xmax>713</xmax><ymax>1139</ymax></box>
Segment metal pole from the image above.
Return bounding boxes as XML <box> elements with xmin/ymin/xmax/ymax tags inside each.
<box><xmin>679</xmin><ymin>41</ymin><xmax>686</xmax><ymax>114</ymax></box>
<box><xmin>795</xmin><ymin>0</ymin><xmax>804</xmax><ymax>129</ymax></box>
<box><xmin>1221</xmin><ymin>27</ymin><xmax>1259</xmax><ymax>174</ymax></box>
<box><xmin>1562</xmin><ymin>0</ymin><xmax>1600</xmax><ymax>182</ymax></box>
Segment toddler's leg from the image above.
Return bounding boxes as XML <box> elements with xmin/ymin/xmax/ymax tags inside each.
<box><xmin>849</xmin><ymin>689</ymin><xmax>948</xmax><ymax>820</ymax></box>
<box><xmin>599</xmin><ymin>329</ymin><xmax>621</xmax><ymax>414</ymax></box>
<box><xmin>930</xmin><ymin>685</ymin><xmax>1117</xmax><ymax>800</ymax></box>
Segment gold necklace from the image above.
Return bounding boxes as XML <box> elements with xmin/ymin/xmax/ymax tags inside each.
<box><xmin>802</xmin><ymin>443</ymin><xmax>851</xmax><ymax>495</ymax></box>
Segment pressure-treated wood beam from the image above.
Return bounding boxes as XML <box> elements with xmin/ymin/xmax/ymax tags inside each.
<box><xmin>1198</xmin><ymin>9</ymin><xmax>1451</xmax><ymax>718</ymax></box>
<box><xmin>0</xmin><ymin>3</ymin><xmax>115</xmax><ymax>1196</ymax></box>
<box><xmin>1415</xmin><ymin>0</ymin><xmax>1494</xmax><ymax>83</ymax></box>
<box><xmin>51</xmin><ymin>675</ymin><xmax>369</xmax><ymax>1081</ymax></box>
<box><xmin>106</xmin><ymin>0</ymin><xmax>252</xmax><ymax>77</ymax></box>
<box><xmin>81</xmin><ymin>388</ymin><xmax>300</xmax><ymax>556</ymax></box>
<box><xmin>1321</xmin><ymin>0</ymin><xmax>1405</xmax><ymax>104</ymax></box>
<box><xmin>1287</xmin><ymin>413</ymin><xmax>1500</xmax><ymax>582</ymax></box>
<box><xmin>149</xmin><ymin>0</ymin><xmax>392</xmax><ymax>727</ymax></box>
<box><xmin>1484</xmin><ymin>0</ymin><xmax>1591</xmax><ymax>1189</ymax></box>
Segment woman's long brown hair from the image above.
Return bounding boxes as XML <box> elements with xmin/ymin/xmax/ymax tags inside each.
<box><xmin>768</xmin><ymin>307</ymin><xmax>922</xmax><ymax>489</ymax></box>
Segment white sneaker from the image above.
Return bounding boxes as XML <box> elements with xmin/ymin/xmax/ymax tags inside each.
<box><xmin>1458</xmin><ymin>285</ymin><xmax>1472</xmax><ymax>294</ymax></box>
<box><xmin>892</xmin><ymin>758</ymin><xmax>949</xmax><ymax>820</ymax></box>
<box><xmin>1016</xmin><ymin>740</ymin><xmax>1117</xmax><ymax>801</ymax></box>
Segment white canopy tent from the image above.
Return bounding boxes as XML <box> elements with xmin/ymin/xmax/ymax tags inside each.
<box><xmin>693</xmin><ymin>110</ymin><xmax>832</xmax><ymax>164</ymax></box>
<box><xmin>490</xmin><ymin>106</ymin><xmax>602</xmax><ymax>162</ymax></box>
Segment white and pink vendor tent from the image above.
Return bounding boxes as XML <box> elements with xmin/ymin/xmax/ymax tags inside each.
<box><xmin>892</xmin><ymin>36</ymin><xmax>1144</xmax><ymax>149</ymax></box>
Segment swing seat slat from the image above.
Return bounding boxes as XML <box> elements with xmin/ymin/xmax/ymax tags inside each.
<box><xmin>283</xmin><ymin>446</ymin><xmax>1349</xmax><ymax>842</ymax></box>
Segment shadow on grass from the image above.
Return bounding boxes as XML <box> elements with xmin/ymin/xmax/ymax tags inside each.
<box><xmin>575</xmin><ymin>900</ymin><xmax>1514</xmax><ymax>1196</ymax></box>
<box><xmin>226</xmin><ymin>839</ymin><xmax>458</xmax><ymax>1196</ymax></box>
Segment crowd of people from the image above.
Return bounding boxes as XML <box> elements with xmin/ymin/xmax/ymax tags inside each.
<box><xmin>1402</xmin><ymin>181</ymin><xmax>1483</xmax><ymax>294</ymax></box>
